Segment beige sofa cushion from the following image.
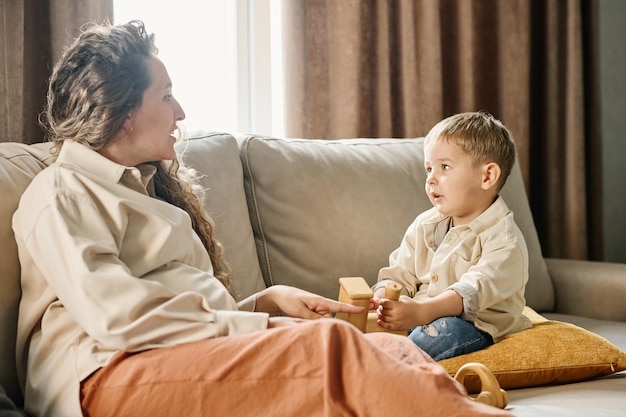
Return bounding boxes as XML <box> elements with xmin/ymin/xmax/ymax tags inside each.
<box><xmin>182</xmin><ymin>132</ymin><xmax>265</xmax><ymax>300</ymax></box>
<box><xmin>239</xmin><ymin>135</ymin><xmax>554</xmax><ymax>310</ymax></box>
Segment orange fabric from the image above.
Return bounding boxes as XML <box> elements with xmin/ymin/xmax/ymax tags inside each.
<box><xmin>81</xmin><ymin>320</ymin><xmax>511</xmax><ymax>417</ymax></box>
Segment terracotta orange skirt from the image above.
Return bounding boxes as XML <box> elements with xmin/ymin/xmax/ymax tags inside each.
<box><xmin>80</xmin><ymin>319</ymin><xmax>510</xmax><ymax>417</ymax></box>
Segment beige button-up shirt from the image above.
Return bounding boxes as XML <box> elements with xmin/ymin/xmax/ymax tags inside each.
<box><xmin>12</xmin><ymin>141</ymin><xmax>268</xmax><ymax>417</ymax></box>
<box><xmin>376</xmin><ymin>196</ymin><xmax>532</xmax><ymax>342</ymax></box>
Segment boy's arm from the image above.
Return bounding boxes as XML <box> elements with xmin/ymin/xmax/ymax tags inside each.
<box><xmin>449</xmin><ymin>236</ymin><xmax>527</xmax><ymax>322</ymax></box>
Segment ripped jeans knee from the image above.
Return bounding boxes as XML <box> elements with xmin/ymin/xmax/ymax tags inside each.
<box><xmin>407</xmin><ymin>316</ymin><xmax>493</xmax><ymax>361</ymax></box>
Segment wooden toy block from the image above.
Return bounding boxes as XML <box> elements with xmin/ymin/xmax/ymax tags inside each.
<box><xmin>336</xmin><ymin>277</ymin><xmax>373</xmax><ymax>332</ymax></box>
<box><xmin>383</xmin><ymin>281</ymin><xmax>402</xmax><ymax>300</ymax></box>
<box><xmin>336</xmin><ymin>277</ymin><xmax>407</xmax><ymax>335</ymax></box>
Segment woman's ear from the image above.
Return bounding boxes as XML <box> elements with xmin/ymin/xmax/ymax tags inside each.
<box><xmin>122</xmin><ymin>112</ymin><xmax>134</xmax><ymax>133</ymax></box>
<box><xmin>481</xmin><ymin>162</ymin><xmax>501</xmax><ymax>191</ymax></box>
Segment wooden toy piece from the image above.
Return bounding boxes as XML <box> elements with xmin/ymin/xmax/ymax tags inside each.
<box><xmin>384</xmin><ymin>281</ymin><xmax>402</xmax><ymax>301</ymax></box>
<box><xmin>453</xmin><ymin>362</ymin><xmax>509</xmax><ymax>409</ymax></box>
<box><xmin>366</xmin><ymin>281</ymin><xmax>406</xmax><ymax>335</ymax></box>
<box><xmin>336</xmin><ymin>277</ymin><xmax>373</xmax><ymax>332</ymax></box>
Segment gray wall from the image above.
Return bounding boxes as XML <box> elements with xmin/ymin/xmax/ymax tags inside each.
<box><xmin>600</xmin><ymin>0</ymin><xmax>626</xmax><ymax>263</ymax></box>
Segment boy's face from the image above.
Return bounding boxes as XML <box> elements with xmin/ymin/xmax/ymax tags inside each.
<box><xmin>423</xmin><ymin>138</ymin><xmax>493</xmax><ymax>226</ymax></box>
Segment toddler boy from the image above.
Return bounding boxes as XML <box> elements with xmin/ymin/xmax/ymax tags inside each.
<box><xmin>372</xmin><ymin>111</ymin><xmax>531</xmax><ymax>360</ymax></box>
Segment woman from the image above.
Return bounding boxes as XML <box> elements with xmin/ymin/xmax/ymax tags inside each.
<box><xmin>13</xmin><ymin>21</ymin><xmax>510</xmax><ymax>417</ymax></box>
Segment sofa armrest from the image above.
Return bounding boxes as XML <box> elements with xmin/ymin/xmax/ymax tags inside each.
<box><xmin>545</xmin><ymin>258</ymin><xmax>626</xmax><ymax>321</ymax></box>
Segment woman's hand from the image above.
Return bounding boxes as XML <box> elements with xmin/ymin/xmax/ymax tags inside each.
<box><xmin>256</xmin><ymin>285</ymin><xmax>365</xmax><ymax>320</ymax></box>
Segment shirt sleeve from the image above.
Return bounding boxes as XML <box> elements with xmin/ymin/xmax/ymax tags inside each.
<box><xmin>18</xmin><ymin>191</ymin><xmax>268</xmax><ymax>352</ymax></box>
<box><xmin>448</xmin><ymin>235</ymin><xmax>527</xmax><ymax>320</ymax></box>
<box><xmin>237</xmin><ymin>293</ymin><xmax>258</xmax><ymax>311</ymax></box>
<box><xmin>376</xmin><ymin>216</ymin><xmax>421</xmax><ymax>297</ymax></box>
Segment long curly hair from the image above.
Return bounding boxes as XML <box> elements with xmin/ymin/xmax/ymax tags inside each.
<box><xmin>41</xmin><ymin>20</ymin><xmax>234</xmax><ymax>295</ymax></box>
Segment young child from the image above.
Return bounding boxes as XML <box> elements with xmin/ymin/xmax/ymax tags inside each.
<box><xmin>372</xmin><ymin>111</ymin><xmax>531</xmax><ymax>361</ymax></box>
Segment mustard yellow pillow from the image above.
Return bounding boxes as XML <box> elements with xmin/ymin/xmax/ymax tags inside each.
<box><xmin>438</xmin><ymin>307</ymin><xmax>626</xmax><ymax>392</ymax></box>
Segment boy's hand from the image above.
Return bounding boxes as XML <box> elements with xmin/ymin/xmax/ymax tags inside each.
<box><xmin>376</xmin><ymin>296</ymin><xmax>422</xmax><ymax>331</ymax></box>
<box><xmin>376</xmin><ymin>289</ymin><xmax>464</xmax><ymax>331</ymax></box>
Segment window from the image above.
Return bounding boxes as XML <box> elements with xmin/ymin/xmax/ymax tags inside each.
<box><xmin>114</xmin><ymin>0</ymin><xmax>284</xmax><ymax>137</ymax></box>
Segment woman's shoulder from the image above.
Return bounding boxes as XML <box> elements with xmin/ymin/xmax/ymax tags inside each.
<box><xmin>16</xmin><ymin>158</ymin><xmax>102</xmax><ymax>220</ymax></box>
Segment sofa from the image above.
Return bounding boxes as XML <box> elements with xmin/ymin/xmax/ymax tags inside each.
<box><xmin>1</xmin><ymin>131</ymin><xmax>625</xmax><ymax>416</ymax></box>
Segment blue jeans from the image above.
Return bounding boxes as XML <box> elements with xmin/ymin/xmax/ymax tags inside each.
<box><xmin>407</xmin><ymin>316</ymin><xmax>493</xmax><ymax>361</ymax></box>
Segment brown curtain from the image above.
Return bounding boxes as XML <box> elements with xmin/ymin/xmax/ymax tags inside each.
<box><xmin>0</xmin><ymin>0</ymin><xmax>113</xmax><ymax>145</ymax></box>
<box><xmin>283</xmin><ymin>0</ymin><xmax>602</xmax><ymax>261</ymax></box>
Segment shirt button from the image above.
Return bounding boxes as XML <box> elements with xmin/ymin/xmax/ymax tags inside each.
<box><xmin>431</xmin><ymin>274</ymin><xmax>438</xmax><ymax>283</ymax></box>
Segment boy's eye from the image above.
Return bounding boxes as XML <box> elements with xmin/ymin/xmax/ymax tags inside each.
<box><xmin>425</xmin><ymin>167</ymin><xmax>432</xmax><ymax>173</ymax></box>
<box><xmin>442</xmin><ymin>164</ymin><xmax>450</xmax><ymax>171</ymax></box>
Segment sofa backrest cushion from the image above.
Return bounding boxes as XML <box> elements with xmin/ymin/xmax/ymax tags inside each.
<box><xmin>0</xmin><ymin>132</ymin><xmax>264</xmax><ymax>406</ymax></box>
<box><xmin>182</xmin><ymin>132</ymin><xmax>265</xmax><ymax>299</ymax></box>
<box><xmin>240</xmin><ymin>135</ymin><xmax>554</xmax><ymax>312</ymax></box>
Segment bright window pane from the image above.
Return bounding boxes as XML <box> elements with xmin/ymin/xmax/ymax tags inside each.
<box><xmin>114</xmin><ymin>1</ymin><xmax>238</xmax><ymax>135</ymax></box>
<box><xmin>114</xmin><ymin>1</ymin><xmax>284</xmax><ymax>137</ymax></box>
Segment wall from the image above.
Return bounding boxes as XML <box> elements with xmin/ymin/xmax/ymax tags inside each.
<box><xmin>600</xmin><ymin>0</ymin><xmax>626</xmax><ymax>263</ymax></box>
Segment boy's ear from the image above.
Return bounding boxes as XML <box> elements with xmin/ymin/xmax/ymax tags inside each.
<box><xmin>481</xmin><ymin>162</ymin><xmax>501</xmax><ymax>191</ymax></box>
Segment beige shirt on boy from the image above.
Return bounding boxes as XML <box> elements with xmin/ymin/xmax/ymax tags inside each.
<box><xmin>376</xmin><ymin>196</ymin><xmax>532</xmax><ymax>342</ymax></box>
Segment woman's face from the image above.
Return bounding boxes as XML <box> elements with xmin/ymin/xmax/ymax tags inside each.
<box><xmin>101</xmin><ymin>57</ymin><xmax>186</xmax><ymax>167</ymax></box>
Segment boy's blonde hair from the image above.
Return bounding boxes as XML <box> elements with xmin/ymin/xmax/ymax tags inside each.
<box><xmin>424</xmin><ymin>111</ymin><xmax>517</xmax><ymax>192</ymax></box>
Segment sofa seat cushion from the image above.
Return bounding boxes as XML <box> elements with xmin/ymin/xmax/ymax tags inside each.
<box><xmin>438</xmin><ymin>307</ymin><xmax>626</xmax><ymax>392</ymax></box>
<box><xmin>507</xmin><ymin>370</ymin><xmax>626</xmax><ymax>417</ymax></box>
<box><xmin>239</xmin><ymin>135</ymin><xmax>553</xmax><ymax>310</ymax></box>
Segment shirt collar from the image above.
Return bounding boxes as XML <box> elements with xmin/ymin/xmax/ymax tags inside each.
<box><xmin>57</xmin><ymin>140</ymin><xmax>158</xmax><ymax>193</ymax></box>
<box><xmin>423</xmin><ymin>195</ymin><xmax>510</xmax><ymax>235</ymax></box>
<box><xmin>466</xmin><ymin>195</ymin><xmax>510</xmax><ymax>235</ymax></box>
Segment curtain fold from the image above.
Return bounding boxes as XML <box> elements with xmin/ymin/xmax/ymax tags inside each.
<box><xmin>0</xmin><ymin>0</ymin><xmax>113</xmax><ymax>145</ymax></box>
<box><xmin>283</xmin><ymin>0</ymin><xmax>601</xmax><ymax>260</ymax></box>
